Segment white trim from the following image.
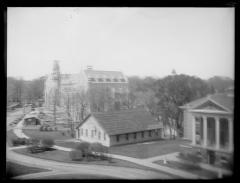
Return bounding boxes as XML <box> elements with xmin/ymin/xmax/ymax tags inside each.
<box><xmin>215</xmin><ymin>116</ymin><xmax>220</xmax><ymax>150</ymax></box>
<box><xmin>189</xmin><ymin>109</ymin><xmax>231</xmax><ymax>115</ymax></box>
<box><xmin>192</xmin><ymin>116</ymin><xmax>196</xmax><ymax>145</ymax></box>
<box><xmin>203</xmin><ymin>116</ymin><xmax>207</xmax><ymax>147</ymax></box>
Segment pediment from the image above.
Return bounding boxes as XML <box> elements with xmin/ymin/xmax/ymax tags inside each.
<box><xmin>194</xmin><ymin>100</ymin><xmax>227</xmax><ymax>112</ymax></box>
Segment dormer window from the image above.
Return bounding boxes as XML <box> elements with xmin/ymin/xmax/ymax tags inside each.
<box><xmin>113</xmin><ymin>78</ymin><xmax>118</xmax><ymax>82</ymax></box>
<box><xmin>89</xmin><ymin>78</ymin><xmax>95</xmax><ymax>82</ymax></box>
<box><xmin>106</xmin><ymin>78</ymin><xmax>111</xmax><ymax>82</ymax></box>
<box><xmin>98</xmin><ymin>78</ymin><xmax>103</xmax><ymax>82</ymax></box>
<box><xmin>120</xmin><ymin>78</ymin><xmax>126</xmax><ymax>82</ymax></box>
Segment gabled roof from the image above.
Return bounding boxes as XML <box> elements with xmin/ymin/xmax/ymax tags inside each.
<box><xmin>180</xmin><ymin>93</ymin><xmax>234</xmax><ymax>112</ymax></box>
<box><xmin>77</xmin><ymin>109</ymin><xmax>163</xmax><ymax>135</ymax></box>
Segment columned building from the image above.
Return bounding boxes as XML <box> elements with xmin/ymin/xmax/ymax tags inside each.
<box><xmin>180</xmin><ymin>93</ymin><xmax>233</xmax><ymax>165</ymax></box>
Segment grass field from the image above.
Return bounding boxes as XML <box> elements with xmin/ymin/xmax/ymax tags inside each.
<box><xmin>55</xmin><ymin>139</ymin><xmax>190</xmax><ymax>159</ymax></box>
<box><xmin>109</xmin><ymin>139</ymin><xmax>190</xmax><ymax>159</ymax></box>
<box><xmin>154</xmin><ymin>160</ymin><xmax>218</xmax><ymax>178</ymax></box>
<box><xmin>6</xmin><ymin>161</ymin><xmax>49</xmax><ymax>178</ymax></box>
<box><xmin>13</xmin><ymin>148</ymin><xmax>168</xmax><ymax>174</ymax></box>
<box><xmin>22</xmin><ymin>129</ymin><xmax>73</xmax><ymax>140</ymax></box>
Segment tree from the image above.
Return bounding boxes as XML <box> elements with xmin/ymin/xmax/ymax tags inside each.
<box><xmin>155</xmin><ymin>74</ymin><xmax>213</xmax><ymax>139</ymax></box>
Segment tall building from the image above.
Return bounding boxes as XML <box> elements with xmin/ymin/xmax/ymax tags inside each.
<box><xmin>44</xmin><ymin>63</ymin><xmax>129</xmax><ymax>122</ymax></box>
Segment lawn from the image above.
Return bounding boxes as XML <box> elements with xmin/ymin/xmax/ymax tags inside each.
<box><xmin>22</xmin><ymin>129</ymin><xmax>73</xmax><ymax>141</ymax></box>
<box><xmin>109</xmin><ymin>139</ymin><xmax>190</xmax><ymax>159</ymax></box>
<box><xmin>6</xmin><ymin>161</ymin><xmax>49</xmax><ymax>178</ymax></box>
<box><xmin>154</xmin><ymin>160</ymin><xmax>218</xmax><ymax>178</ymax></box>
<box><xmin>55</xmin><ymin>139</ymin><xmax>191</xmax><ymax>159</ymax></box>
<box><xmin>13</xmin><ymin>148</ymin><xmax>166</xmax><ymax>174</ymax></box>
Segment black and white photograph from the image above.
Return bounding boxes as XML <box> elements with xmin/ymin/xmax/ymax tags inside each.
<box><xmin>6</xmin><ymin>7</ymin><xmax>234</xmax><ymax>179</ymax></box>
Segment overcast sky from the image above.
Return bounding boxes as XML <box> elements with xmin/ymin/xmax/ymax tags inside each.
<box><xmin>7</xmin><ymin>8</ymin><xmax>234</xmax><ymax>80</ymax></box>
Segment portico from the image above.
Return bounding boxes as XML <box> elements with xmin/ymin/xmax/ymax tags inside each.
<box><xmin>190</xmin><ymin>110</ymin><xmax>233</xmax><ymax>153</ymax></box>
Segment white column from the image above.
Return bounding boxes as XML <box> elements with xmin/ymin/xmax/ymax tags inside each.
<box><xmin>203</xmin><ymin>116</ymin><xmax>207</xmax><ymax>147</ymax></box>
<box><xmin>192</xmin><ymin>115</ymin><xmax>196</xmax><ymax>145</ymax></box>
<box><xmin>215</xmin><ymin>116</ymin><xmax>220</xmax><ymax>150</ymax></box>
<box><xmin>229</xmin><ymin>118</ymin><xmax>233</xmax><ymax>151</ymax></box>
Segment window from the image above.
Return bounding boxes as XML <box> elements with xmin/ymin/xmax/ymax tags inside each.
<box><xmin>141</xmin><ymin>132</ymin><xmax>144</xmax><ymax>138</ymax></box>
<box><xmin>134</xmin><ymin>133</ymin><xmax>137</xmax><ymax>139</ymax></box>
<box><xmin>98</xmin><ymin>132</ymin><xmax>101</xmax><ymax>140</ymax></box>
<box><xmin>126</xmin><ymin>134</ymin><xmax>129</xmax><ymax>140</ymax></box>
<box><xmin>98</xmin><ymin>78</ymin><xmax>103</xmax><ymax>82</ymax></box>
<box><xmin>149</xmin><ymin>131</ymin><xmax>152</xmax><ymax>137</ymax></box>
<box><xmin>113</xmin><ymin>78</ymin><xmax>118</xmax><ymax>82</ymax></box>
<box><xmin>104</xmin><ymin>133</ymin><xmax>106</xmax><ymax>140</ymax></box>
<box><xmin>120</xmin><ymin>78</ymin><xmax>126</xmax><ymax>82</ymax></box>
<box><xmin>91</xmin><ymin>130</ymin><xmax>94</xmax><ymax>138</ymax></box>
<box><xmin>89</xmin><ymin>78</ymin><xmax>95</xmax><ymax>82</ymax></box>
<box><xmin>116</xmin><ymin>135</ymin><xmax>120</xmax><ymax>142</ymax></box>
<box><xmin>106</xmin><ymin>78</ymin><xmax>111</xmax><ymax>82</ymax></box>
<box><xmin>86</xmin><ymin>129</ymin><xmax>88</xmax><ymax>137</ymax></box>
<box><xmin>94</xmin><ymin>127</ymin><xmax>97</xmax><ymax>135</ymax></box>
<box><xmin>80</xmin><ymin>128</ymin><xmax>83</xmax><ymax>136</ymax></box>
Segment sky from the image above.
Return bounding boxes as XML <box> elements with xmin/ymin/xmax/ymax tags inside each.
<box><xmin>7</xmin><ymin>8</ymin><xmax>234</xmax><ymax>80</ymax></box>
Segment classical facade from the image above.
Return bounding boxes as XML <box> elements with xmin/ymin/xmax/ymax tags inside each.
<box><xmin>180</xmin><ymin>92</ymin><xmax>234</xmax><ymax>165</ymax></box>
<box><xmin>75</xmin><ymin>109</ymin><xmax>163</xmax><ymax>147</ymax></box>
<box><xmin>44</xmin><ymin>62</ymin><xmax>129</xmax><ymax>122</ymax></box>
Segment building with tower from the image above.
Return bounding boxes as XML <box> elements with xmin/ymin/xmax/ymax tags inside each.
<box><xmin>44</xmin><ymin>62</ymin><xmax>129</xmax><ymax>122</ymax></box>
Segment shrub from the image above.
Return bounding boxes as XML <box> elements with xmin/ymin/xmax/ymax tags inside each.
<box><xmin>30</xmin><ymin>138</ymin><xmax>40</xmax><ymax>146</ymax></box>
<box><xmin>69</xmin><ymin>150</ymin><xmax>83</xmax><ymax>161</ymax></box>
<box><xmin>89</xmin><ymin>143</ymin><xmax>108</xmax><ymax>154</ymax></box>
<box><xmin>47</xmin><ymin>127</ymin><xmax>53</xmax><ymax>131</ymax></box>
<box><xmin>27</xmin><ymin>145</ymin><xmax>45</xmax><ymax>154</ymax></box>
<box><xmin>41</xmin><ymin>138</ymin><xmax>55</xmax><ymax>150</ymax></box>
<box><xmin>12</xmin><ymin>138</ymin><xmax>28</xmax><ymax>146</ymax></box>
<box><xmin>75</xmin><ymin>142</ymin><xmax>90</xmax><ymax>157</ymax></box>
<box><xmin>43</xmin><ymin>126</ymin><xmax>48</xmax><ymax>131</ymax></box>
<box><xmin>39</xmin><ymin>126</ymin><xmax>44</xmax><ymax>131</ymax></box>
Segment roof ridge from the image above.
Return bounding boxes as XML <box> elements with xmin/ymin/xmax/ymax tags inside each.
<box><xmin>92</xmin><ymin>109</ymin><xmax>148</xmax><ymax>115</ymax></box>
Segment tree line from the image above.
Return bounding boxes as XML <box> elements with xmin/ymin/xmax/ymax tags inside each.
<box><xmin>7</xmin><ymin>74</ymin><xmax>233</xmax><ymax>138</ymax></box>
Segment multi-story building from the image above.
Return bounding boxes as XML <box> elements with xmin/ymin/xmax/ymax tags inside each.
<box><xmin>44</xmin><ymin>62</ymin><xmax>129</xmax><ymax>122</ymax></box>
